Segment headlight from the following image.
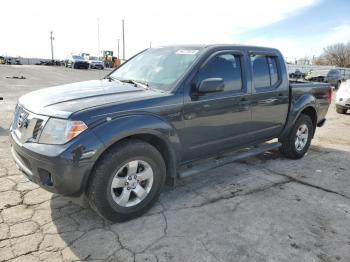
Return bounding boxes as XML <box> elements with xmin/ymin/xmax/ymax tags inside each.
<box><xmin>38</xmin><ymin>118</ymin><xmax>88</xmax><ymax>144</ymax></box>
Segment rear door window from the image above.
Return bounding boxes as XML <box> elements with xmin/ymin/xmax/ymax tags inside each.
<box><xmin>251</xmin><ymin>55</ymin><xmax>280</xmax><ymax>89</ymax></box>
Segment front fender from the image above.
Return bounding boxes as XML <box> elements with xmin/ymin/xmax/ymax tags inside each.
<box><xmin>91</xmin><ymin>114</ymin><xmax>181</xmax><ymax>164</ymax></box>
<box><xmin>279</xmin><ymin>94</ymin><xmax>317</xmax><ymax>139</ymax></box>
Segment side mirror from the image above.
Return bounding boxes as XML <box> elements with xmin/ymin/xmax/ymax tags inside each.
<box><xmin>197</xmin><ymin>78</ymin><xmax>224</xmax><ymax>94</ymax></box>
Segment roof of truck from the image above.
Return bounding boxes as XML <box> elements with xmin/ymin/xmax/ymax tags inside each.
<box><xmin>157</xmin><ymin>44</ymin><xmax>280</xmax><ymax>52</ymax></box>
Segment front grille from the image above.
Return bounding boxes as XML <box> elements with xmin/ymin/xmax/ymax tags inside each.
<box><xmin>11</xmin><ymin>104</ymin><xmax>48</xmax><ymax>143</ymax></box>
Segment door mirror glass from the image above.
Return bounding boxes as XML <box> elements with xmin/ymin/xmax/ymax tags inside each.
<box><xmin>198</xmin><ymin>78</ymin><xmax>224</xmax><ymax>94</ymax></box>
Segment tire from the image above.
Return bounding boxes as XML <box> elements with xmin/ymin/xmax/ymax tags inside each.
<box><xmin>87</xmin><ymin>139</ymin><xmax>166</xmax><ymax>222</ymax></box>
<box><xmin>279</xmin><ymin>114</ymin><xmax>314</xmax><ymax>159</ymax></box>
<box><xmin>335</xmin><ymin>81</ymin><xmax>341</xmax><ymax>90</ymax></box>
<box><xmin>336</xmin><ymin>107</ymin><xmax>347</xmax><ymax>114</ymax></box>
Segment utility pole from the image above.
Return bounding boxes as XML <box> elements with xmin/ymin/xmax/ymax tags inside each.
<box><xmin>97</xmin><ymin>18</ymin><xmax>101</xmax><ymax>59</ymax></box>
<box><xmin>117</xmin><ymin>39</ymin><xmax>120</xmax><ymax>58</ymax></box>
<box><xmin>50</xmin><ymin>31</ymin><xmax>54</xmax><ymax>61</ymax></box>
<box><xmin>150</xmin><ymin>41</ymin><xmax>152</xmax><ymax>48</ymax></box>
<box><xmin>122</xmin><ymin>19</ymin><xmax>125</xmax><ymax>60</ymax></box>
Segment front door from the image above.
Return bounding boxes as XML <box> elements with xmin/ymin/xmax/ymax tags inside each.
<box><xmin>181</xmin><ymin>51</ymin><xmax>253</xmax><ymax>161</ymax></box>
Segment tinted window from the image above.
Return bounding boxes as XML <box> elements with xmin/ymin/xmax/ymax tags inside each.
<box><xmin>251</xmin><ymin>55</ymin><xmax>270</xmax><ymax>88</ymax></box>
<box><xmin>198</xmin><ymin>54</ymin><xmax>242</xmax><ymax>92</ymax></box>
<box><xmin>251</xmin><ymin>55</ymin><xmax>280</xmax><ymax>88</ymax></box>
<box><xmin>327</xmin><ymin>69</ymin><xmax>340</xmax><ymax>76</ymax></box>
<box><xmin>268</xmin><ymin>57</ymin><xmax>279</xmax><ymax>85</ymax></box>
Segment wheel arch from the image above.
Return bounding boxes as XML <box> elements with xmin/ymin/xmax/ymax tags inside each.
<box><xmin>84</xmin><ymin>115</ymin><xmax>181</xmax><ymax>192</ymax></box>
<box><xmin>300</xmin><ymin>106</ymin><xmax>317</xmax><ymax>134</ymax></box>
<box><xmin>279</xmin><ymin>94</ymin><xmax>318</xmax><ymax>139</ymax></box>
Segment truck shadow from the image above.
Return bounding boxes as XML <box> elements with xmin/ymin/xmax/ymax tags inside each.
<box><xmin>49</xmin><ymin>144</ymin><xmax>350</xmax><ymax>260</ymax></box>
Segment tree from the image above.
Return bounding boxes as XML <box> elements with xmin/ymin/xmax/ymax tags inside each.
<box><xmin>318</xmin><ymin>42</ymin><xmax>350</xmax><ymax>67</ymax></box>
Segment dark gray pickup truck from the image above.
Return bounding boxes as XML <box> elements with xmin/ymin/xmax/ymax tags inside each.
<box><xmin>9</xmin><ymin>45</ymin><xmax>332</xmax><ymax>221</ymax></box>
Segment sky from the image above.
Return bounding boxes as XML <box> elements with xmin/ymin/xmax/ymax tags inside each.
<box><xmin>0</xmin><ymin>0</ymin><xmax>349</xmax><ymax>60</ymax></box>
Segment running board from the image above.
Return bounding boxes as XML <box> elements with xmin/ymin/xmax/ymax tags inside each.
<box><xmin>178</xmin><ymin>142</ymin><xmax>281</xmax><ymax>179</ymax></box>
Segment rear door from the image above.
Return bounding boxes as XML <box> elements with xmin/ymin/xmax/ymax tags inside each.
<box><xmin>249</xmin><ymin>51</ymin><xmax>289</xmax><ymax>140</ymax></box>
<box><xmin>181</xmin><ymin>50</ymin><xmax>253</xmax><ymax>161</ymax></box>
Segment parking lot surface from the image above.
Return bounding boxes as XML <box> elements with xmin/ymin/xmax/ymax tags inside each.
<box><xmin>1</xmin><ymin>65</ymin><xmax>350</xmax><ymax>262</ymax></box>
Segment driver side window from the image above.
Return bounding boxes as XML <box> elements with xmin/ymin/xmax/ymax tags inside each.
<box><xmin>197</xmin><ymin>54</ymin><xmax>243</xmax><ymax>92</ymax></box>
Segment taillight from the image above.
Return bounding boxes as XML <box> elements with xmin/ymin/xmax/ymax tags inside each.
<box><xmin>326</xmin><ymin>87</ymin><xmax>333</xmax><ymax>104</ymax></box>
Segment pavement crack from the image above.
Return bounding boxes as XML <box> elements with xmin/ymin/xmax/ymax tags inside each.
<box><xmin>264</xmin><ymin>168</ymin><xmax>350</xmax><ymax>200</ymax></box>
<box><xmin>199</xmin><ymin>238</ymin><xmax>221</xmax><ymax>262</ymax></box>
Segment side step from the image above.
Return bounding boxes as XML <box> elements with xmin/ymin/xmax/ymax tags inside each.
<box><xmin>178</xmin><ymin>142</ymin><xmax>281</xmax><ymax>179</ymax></box>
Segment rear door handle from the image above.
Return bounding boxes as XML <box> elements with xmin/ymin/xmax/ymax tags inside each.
<box><xmin>240</xmin><ymin>97</ymin><xmax>248</xmax><ymax>102</ymax></box>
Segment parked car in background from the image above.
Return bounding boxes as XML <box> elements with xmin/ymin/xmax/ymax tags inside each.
<box><xmin>305</xmin><ymin>69</ymin><xmax>328</xmax><ymax>82</ymax></box>
<box><xmin>335</xmin><ymin>79</ymin><xmax>350</xmax><ymax>114</ymax></box>
<box><xmin>65</xmin><ymin>55</ymin><xmax>89</xmax><ymax>69</ymax></box>
<box><xmin>89</xmin><ymin>59</ymin><xmax>104</xmax><ymax>70</ymax></box>
<box><xmin>326</xmin><ymin>69</ymin><xmax>343</xmax><ymax>89</ymax></box>
<box><xmin>289</xmin><ymin>69</ymin><xmax>304</xmax><ymax>79</ymax></box>
<box><xmin>9</xmin><ymin>45</ymin><xmax>332</xmax><ymax>221</ymax></box>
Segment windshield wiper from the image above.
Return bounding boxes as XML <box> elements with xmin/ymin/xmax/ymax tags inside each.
<box><xmin>105</xmin><ymin>75</ymin><xmax>123</xmax><ymax>84</ymax></box>
<box><xmin>119</xmin><ymin>79</ymin><xmax>149</xmax><ymax>89</ymax></box>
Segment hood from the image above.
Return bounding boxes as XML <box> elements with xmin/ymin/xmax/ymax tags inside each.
<box><xmin>19</xmin><ymin>80</ymin><xmax>164</xmax><ymax>118</ymax></box>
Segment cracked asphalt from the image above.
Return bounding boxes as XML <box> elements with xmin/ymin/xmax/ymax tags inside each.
<box><xmin>1</xmin><ymin>65</ymin><xmax>350</xmax><ymax>262</ymax></box>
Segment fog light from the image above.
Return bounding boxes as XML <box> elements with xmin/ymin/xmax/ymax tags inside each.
<box><xmin>38</xmin><ymin>168</ymin><xmax>53</xmax><ymax>186</ymax></box>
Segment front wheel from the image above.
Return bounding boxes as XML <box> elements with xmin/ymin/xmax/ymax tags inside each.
<box><xmin>279</xmin><ymin>114</ymin><xmax>314</xmax><ymax>159</ymax></box>
<box><xmin>87</xmin><ymin>139</ymin><xmax>166</xmax><ymax>222</ymax></box>
<box><xmin>336</xmin><ymin>107</ymin><xmax>347</xmax><ymax>114</ymax></box>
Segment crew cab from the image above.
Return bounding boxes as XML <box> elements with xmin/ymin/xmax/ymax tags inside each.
<box><xmin>9</xmin><ymin>45</ymin><xmax>332</xmax><ymax>221</ymax></box>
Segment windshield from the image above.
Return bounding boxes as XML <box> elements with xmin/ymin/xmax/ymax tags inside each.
<box><xmin>72</xmin><ymin>55</ymin><xmax>83</xmax><ymax>60</ymax></box>
<box><xmin>327</xmin><ymin>69</ymin><xmax>340</xmax><ymax>76</ymax></box>
<box><xmin>110</xmin><ymin>47</ymin><xmax>202</xmax><ymax>90</ymax></box>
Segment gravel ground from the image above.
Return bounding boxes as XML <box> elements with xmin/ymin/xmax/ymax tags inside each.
<box><xmin>0</xmin><ymin>65</ymin><xmax>350</xmax><ymax>262</ymax></box>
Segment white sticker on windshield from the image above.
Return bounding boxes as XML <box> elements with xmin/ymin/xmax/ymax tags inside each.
<box><xmin>176</xmin><ymin>49</ymin><xmax>199</xmax><ymax>55</ymax></box>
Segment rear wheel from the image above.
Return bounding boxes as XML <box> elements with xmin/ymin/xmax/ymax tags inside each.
<box><xmin>87</xmin><ymin>139</ymin><xmax>166</xmax><ymax>222</ymax></box>
<box><xmin>335</xmin><ymin>80</ymin><xmax>341</xmax><ymax>90</ymax></box>
<box><xmin>279</xmin><ymin>114</ymin><xmax>314</xmax><ymax>159</ymax></box>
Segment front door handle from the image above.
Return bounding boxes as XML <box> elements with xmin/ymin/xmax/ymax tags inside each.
<box><xmin>240</xmin><ymin>97</ymin><xmax>248</xmax><ymax>102</ymax></box>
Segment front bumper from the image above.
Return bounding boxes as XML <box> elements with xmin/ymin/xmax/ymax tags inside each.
<box><xmin>336</xmin><ymin>95</ymin><xmax>350</xmax><ymax>108</ymax></box>
<box><xmin>9</xmin><ymin>130</ymin><xmax>104</xmax><ymax>197</ymax></box>
<box><xmin>91</xmin><ymin>64</ymin><xmax>104</xmax><ymax>69</ymax></box>
<box><xmin>74</xmin><ymin>62</ymin><xmax>89</xmax><ymax>68</ymax></box>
